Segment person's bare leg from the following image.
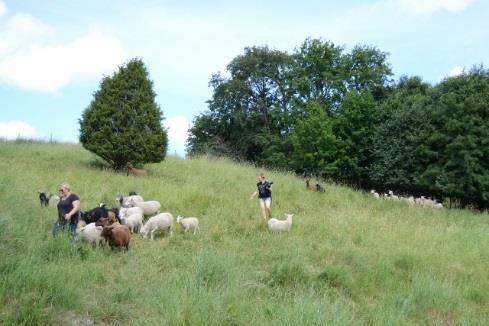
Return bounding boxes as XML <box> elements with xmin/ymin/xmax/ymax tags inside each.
<box><xmin>260</xmin><ymin>201</ymin><xmax>267</xmax><ymax>219</ymax></box>
<box><xmin>265</xmin><ymin>200</ymin><xmax>272</xmax><ymax>219</ymax></box>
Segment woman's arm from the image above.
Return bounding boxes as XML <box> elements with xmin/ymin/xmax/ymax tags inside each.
<box><xmin>64</xmin><ymin>200</ymin><xmax>80</xmax><ymax>219</ymax></box>
<box><xmin>250</xmin><ymin>189</ymin><xmax>258</xmax><ymax>200</ymax></box>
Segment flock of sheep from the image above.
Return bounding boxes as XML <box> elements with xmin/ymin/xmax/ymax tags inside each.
<box><xmin>39</xmin><ymin>191</ymin><xmax>294</xmax><ymax>251</ymax></box>
<box><xmin>370</xmin><ymin>190</ymin><xmax>444</xmax><ymax>209</ymax></box>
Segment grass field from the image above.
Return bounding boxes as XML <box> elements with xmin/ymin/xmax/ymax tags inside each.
<box><xmin>0</xmin><ymin>140</ymin><xmax>488</xmax><ymax>325</ymax></box>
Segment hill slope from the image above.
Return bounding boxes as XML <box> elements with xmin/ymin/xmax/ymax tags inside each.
<box><xmin>0</xmin><ymin>141</ymin><xmax>488</xmax><ymax>325</ymax></box>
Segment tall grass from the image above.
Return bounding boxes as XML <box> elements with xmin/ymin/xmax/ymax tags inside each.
<box><xmin>0</xmin><ymin>140</ymin><xmax>488</xmax><ymax>325</ymax></box>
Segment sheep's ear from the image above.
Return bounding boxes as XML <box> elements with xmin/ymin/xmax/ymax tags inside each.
<box><xmin>96</xmin><ymin>226</ymin><xmax>103</xmax><ymax>232</ymax></box>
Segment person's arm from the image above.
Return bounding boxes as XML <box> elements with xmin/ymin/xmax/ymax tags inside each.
<box><xmin>250</xmin><ymin>189</ymin><xmax>258</xmax><ymax>200</ymax></box>
<box><xmin>64</xmin><ymin>200</ymin><xmax>80</xmax><ymax>219</ymax></box>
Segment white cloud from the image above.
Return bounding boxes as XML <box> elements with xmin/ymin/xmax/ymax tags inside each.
<box><xmin>448</xmin><ymin>66</ymin><xmax>465</xmax><ymax>76</ymax></box>
<box><xmin>0</xmin><ymin>120</ymin><xmax>36</xmax><ymax>139</ymax></box>
<box><xmin>163</xmin><ymin>115</ymin><xmax>192</xmax><ymax>157</ymax></box>
<box><xmin>0</xmin><ymin>3</ymin><xmax>127</xmax><ymax>92</ymax></box>
<box><xmin>0</xmin><ymin>1</ymin><xmax>7</xmax><ymax>17</ymax></box>
<box><xmin>398</xmin><ymin>0</ymin><xmax>477</xmax><ymax>14</ymax></box>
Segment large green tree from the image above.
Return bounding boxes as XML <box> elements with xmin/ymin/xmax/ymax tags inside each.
<box><xmin>420</xmin><ymin>68</ymin><xmax>489</xmax><ymax>207</ymax></box>
<box><xmin>370</xmin><ymin>76</ymin><xmax>434</xmax><ymax>193</ymax></box>
<box><xmin>79</xmin><ymin>58</ymin><xmax>168</xmax><ymax>170</ymax></box>
<box><xmin>187</xmin><ymin>46</ymin><xmax>293</xmax><ymax>167</ymax></box>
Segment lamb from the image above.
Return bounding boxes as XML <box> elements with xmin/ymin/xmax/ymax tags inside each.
<box><xmin>176</xmin><ymin>216</ymin><xmax>200</xmax><ymax>234</ymax></box>
<box><xmin>268</xmin><ymin>213</ymin><xmax>293</xmax><ymax>233</ymax></box>
<box><xmin>140</xmin><ymin>212</ymin><xmax>174</xmax><ymax>240</ymax></box>
<box><xmin>122</xmin><ymin>212</ymin><xmax>144</xmax><ymax>233</ymax></box>
<box><xmin>127</xmin><ymin>199</ymin><xmax>161</xmax><ymax>217</ymax></box>
<box><xmin>127</xmin><ymin>162</ymin><xmax>147</xmax><ymax>177</ymax></box>
<box><xmin>76</xmin><ymin>222</ymin><xmax>104</xmax><ymax>246</ymax></box>
<box><xmin>101</xmin><ymin>224</ymin><xmax>131</xmax><ymax>250</ymax></box>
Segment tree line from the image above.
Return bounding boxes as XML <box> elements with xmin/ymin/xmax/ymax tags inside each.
<box><xmin>187</xmin><ymin>38</ymin><xmax>489</xmax><ymax>209</ymax></box>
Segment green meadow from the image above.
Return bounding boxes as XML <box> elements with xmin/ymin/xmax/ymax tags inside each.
<box><xmin>0</xmin><ymin>140</ymin><xmax>488</xmax><ymax>325</ymax></box>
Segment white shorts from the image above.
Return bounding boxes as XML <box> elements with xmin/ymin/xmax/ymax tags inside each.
<box><xmin>259</xmin><ymin>197</ymin><xmax>271</xmax><ymax>205</ymax></box>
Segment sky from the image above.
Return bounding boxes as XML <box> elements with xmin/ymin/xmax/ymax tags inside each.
<box><xmin>1</xmin><ymin>0</ymin><xmax>488</xmax><ymax>156</ymax></box>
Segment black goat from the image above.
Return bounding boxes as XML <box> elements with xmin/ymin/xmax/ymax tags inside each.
<box><xmin>38</xmin><ymin>192</ymin><xmax>49</xmax><ymax>207</ymax></box>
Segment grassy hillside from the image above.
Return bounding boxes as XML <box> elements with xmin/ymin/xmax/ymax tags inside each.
<box><xmin>1</xmin><ymin>140</ymin><xmax>488</xmax><ymax>325</ymax></box>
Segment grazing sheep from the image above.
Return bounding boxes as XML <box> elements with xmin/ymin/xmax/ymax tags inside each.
<box><xmin>268</xmin><ymin>214</ymin><xmax>293</xmax><ymax>233</ymax></box>
<box><xmin>76</xmin><ymin>223</ymin><xmax>104</xmax><ymax>246</ymax></box>
<box><xmin>48</xmin><ymin>194</ymin><xmax>60</xmax><ymax>207</ymax></box>
<box><xmin>140</xmin><ymin>213</ymin><xmax>174</xmax><ymax>240</ymax></box>
<box><xmin>101</xmin><ymin>224</ymin><xmax>131</xmax><ymax>250</ymax></box>
<box><xmin>127</xmin><ymin>199</ymin><xmax>161</xmax><ymax>217</ymax></box>
<box><xmin>38</xmin><ymin>192</ymin><xmax>49</xmax><ymax>207</ymax></box>
<box><xmin>115</xmin><ymin>193</ymin><xmax>144</xmax><ymax>207</ymax></box>
<box><xmin>176</xmin><ymin>216</ymin><xmax>200</xmax><ymax>234</ymax></box>
<box><xmin>122</xmin><ymin>212</ymin><xmax>144</xmax><ymax>233</ymax></box>
<box><xmin>401</xmin><ymin>196</ymin><xmax>415</xmax><ymax>205</ymax></box>
<box><xmin>370</xmin><ymin>190</ymin><xmax>380</xmax><ymax>198</ymax></box>
<box><xmin>119</xmin><ymin>206</ymin><xmax>144</xmax><ymax>221</ymax></box>
<box><xmin>387</xmin><ymin>190</ymin><xmax>399</xmax><ymax>200</ymax></box>
<box><xmin>127</xmin><ymin>162</ymin><xmax>147</xmax><ymax>177</ymax></box>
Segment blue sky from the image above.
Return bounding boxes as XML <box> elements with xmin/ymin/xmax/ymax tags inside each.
<box><xmin>1</xmin><ymin>0</ymin><xmax>488</xmax><ymax>156</ymax></box>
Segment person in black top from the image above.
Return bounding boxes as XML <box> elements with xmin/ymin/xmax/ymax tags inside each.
<box><xmin>250</xmin><ymin>173</ymin><xmax>272</xmax><ymax>219</ymax></box>
<box><xmin>52</xmin><ymin>182</ymin><xmax>80</xmax><ymax>237</ymax></box>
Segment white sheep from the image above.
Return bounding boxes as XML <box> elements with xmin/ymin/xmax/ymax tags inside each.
<box><xmin>370</xmin><ymin>190</ymin><xmax>380</xmax><ymax>198</ymax></box>
<box><xmin>115</xmin><ymin>193</ymin><xmax>144</xmax><ymax>207</ymax></box>
<box><xmin>268</xmin><ymin>213</ymin><xmax>293</xmax><ymax>233</ymax></box>
<box><xmin>176</xmin><ymin>216</ymin><xmax>200</xmax><ymax>234</ymax></box>
<box><xmin>76</xmin><ymin>222</ymin><xmax>104</xmax><ymax>246</ymax></box>
<box><xmin>401</xmin><ymin>196</ymin><xmax>415</xmax><ymax>205</ymax></box>
<box><xmin>128</xmin><ymin>199</ymin><xmax>161</xmax><ymax>216</ymax></box>
<box><xmin>387</xmin><ymin>190</ymin><xmax>399</xmax><ymax>200</ymax></box>
<box><xmin>140</xmin><ymin>212</ymin><xmax>174</xmax><ymax>240</ymax></box>
<box><xmin>122</xmin><ymin>212</ymin><xmax>144</xmax><ymax>233</ymax></box>
<box><xmin>48</xmin><ymin>194</ymin><xmax>60</xmax><ymax>207</ymax></box>
<box><xmin>119</xmin><ymin>207</ymin><xmax>144</xmax><ymax>220</ymax></box>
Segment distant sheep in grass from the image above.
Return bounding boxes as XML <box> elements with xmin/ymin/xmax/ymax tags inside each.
<box><xmin>268</xmin><ymin>214</ymin><xmax>293</xmax><ymax>233</ymax></box>
<box><xmin>370</xmin><ymin>190</ymin><xmax>380</xmax><ymax>198</ymax></box>
<box><xmin>176</xmin><ymin>216</ymin><xmax>200</xmax><ymax>234</ymax></box>
<box><xmin>140</xmin><ymin>213</ymin><xmax>174</xmax><ymax>240</ymax></box>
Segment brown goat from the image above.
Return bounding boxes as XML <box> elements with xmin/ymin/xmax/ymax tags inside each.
<box><xmin>101</xmin><ymin>224</ymin><xmax>131</xmax><ymax>250</ymax></box>
<box><xmin>305</xmin><ymin>178</ymin><xmax>317</xmax><ymax>192</ymax></box>
<box><xmin>306</xmin><ymin>178</ymin><xmax>325</xmax><ymax>193</ymax></box>
<box><xmin>127</xmin><ymin>162</ymin><xmax>147</xmax><ymax>177</ymax></box>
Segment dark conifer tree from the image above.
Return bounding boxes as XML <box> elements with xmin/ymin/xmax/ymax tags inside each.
<box><xmin>79</xmin><ymin>58</ymin><xmax>168</xmax><ymax>170</ymax></box>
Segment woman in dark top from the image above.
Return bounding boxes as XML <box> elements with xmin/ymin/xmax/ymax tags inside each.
<box><xmin>250</xmin><ymin>173</ymin><xmax>272</xmax><ymax>219</ymax></box>
<box><xmin>52</xmin><ymin>182</ymin><xmax>80</xmax><ymax>237</ymax></box>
